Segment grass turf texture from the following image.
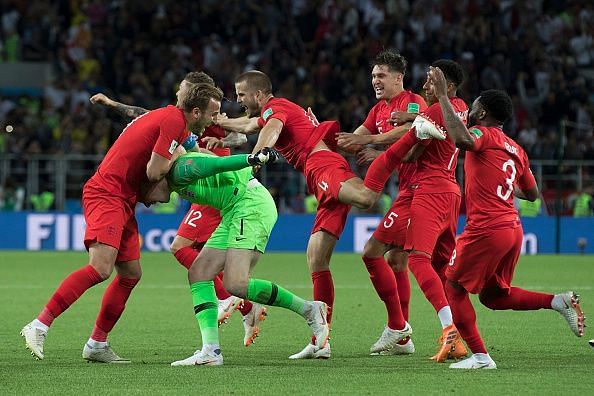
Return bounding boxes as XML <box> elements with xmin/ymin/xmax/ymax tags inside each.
<box><xmin>1</xmin><ymin>252</ymin><xmax>593</xmax><ymax>395</ymax></box>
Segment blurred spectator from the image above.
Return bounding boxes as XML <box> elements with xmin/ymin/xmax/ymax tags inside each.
<box><xmin>572</xmin><ymin>184</ymin><xmax>594</xmax><ymax>217</ymax></box>
<box><xmin>0</xmin><ymin>0</ymin><xmax>593</xmax><ymax>212</ymax></box>
<box><xmin>0</xmin><ymin>177</ymin><xmax>25</xmax><ymax>211</ymax></box>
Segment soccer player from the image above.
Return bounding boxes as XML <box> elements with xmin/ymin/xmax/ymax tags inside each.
<box><xmin>427</xmin><ymin>66</ymin><xmax>585</xmax><ymax>369</ymax></box>
<box><xmin>336</xmin><ymin>50</ymin><xmax>427</xmax><ymax>355</ymax></box>
<box><xmin>364</xmin><ymin>60</ymin><xmax>469</xmax><ymax>361</ymax></box>
<box><xmin>216</xmin><ymin>71</ymin><xmax>400</xmax><ymax>359</ymax></box>
<box><xmin>91</xmin><ymin>72</ymin><xmax>265</xmax><ymax>346</ymax></box>
<box><xmin>20</xmin><ymin>82</ymin><xmax>224</xmax><ymax>363</ymax></box>
<box><xmin>140</xmin><ymin>150</ymin><xmax>330</xmax><ymax>366</ymax></box>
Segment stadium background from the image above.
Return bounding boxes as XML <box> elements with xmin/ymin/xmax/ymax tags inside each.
<box><xmin>0</xmin><ymin>0</ymin><xmax>593</xmax><ymax>253</ymax></box>
<box><xmin>1</xmin><ymin>1</ymin><xmax>593</xmax><ymax>394</ymax></box>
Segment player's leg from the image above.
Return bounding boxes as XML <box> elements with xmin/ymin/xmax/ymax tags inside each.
<box><xmin>362</xmin><ymin>236</ymin><xmax>410</xmax><ymax>355</ymax></box>
<box><xmin>338</xmin><ymin>177</ymin><xmax>380</xmax><ymax>210</ymax></box>
<box><xmin>21</xmin><ymin>191</ymin><xmax>127</xmax><ymax>360</ymax></box>
<box><xmin>386</xmin><ymin>249</ymin><xmax>411</xmax><ymax>322</ymax></box>
<box><xmin>83</xmin><ymin>215</ymin><xmax>143</xmax><ymax>363</ymax></box>
<box><xmin>172</xmin><ymin>246</ymin><xmax>228</xmax><ymax>366</ymax></box>
<box><xmin>446</xmin><ymin>281</ymin><xmax>496</xmax><ymax>369</ymax></box>
<box><xmin>477</xmin><ymin>228</ymin><xmax>585</xmax><ymax>336</ymax></box>
<box><xmin>171</xmin><ymin>204</ymin><xmax>244</xmax><ymax>324</ymax></box>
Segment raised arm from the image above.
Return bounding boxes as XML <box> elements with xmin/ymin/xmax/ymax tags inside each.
<box><xmin>428</xmin><ymin>67</ymin><xmax>474</xmax><ymax>150</ymax></box>
<box><xmin>216</xmin><ymin>115</ymin><xmax>261</xmax><ymax>135</ymax></box>
<box><xmin>251</xmin><ymin>118</ymin><xmax>283</xmax><ymax>154</ymax></box>
<box><xmin>90</xmin><ymin>93</ymin><xmax>148</xmax><ymax>119</ymax></box>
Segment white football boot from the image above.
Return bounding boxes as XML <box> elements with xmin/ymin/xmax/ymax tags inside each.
<box><xmin>218</xmin><ymin>296</ymin><xmax>243</xmax><ymax>326</ymax></box>
<box><xmin>303</xmin><ymin>301</ymin><xmax>330</xmax><ymax>349</ymax></box>
<box><xmin>82</xmin><ymin>342</ymin><xmax>131</xmax><ymax>363</ymax></box>
<box><xmin>171</xmin><ymin>348</ymin><xmax>223</xmax><ymax>366</ymax></box>
<box><xmin>20</xmin><ymin>322</ymin><xmax>47</xmax><ymax>360</ymax></box>
<box><xmin>552</xmin><ymin>292</ymin><xmax>585</xmax><ymax>337</ymax></box>
<box><xmin>370</xmin><ymin>323</ymin><xmax>413</xmax><ymax>354</ymax></box>
<box><xmin>412</xmin><ymin>115</ymin><xmax>446</xmax><ymax>140</ymax></box>
<box><xmin>242</xmin><ymin>303</ymin><xmax>268</xmax><ymax>346</ymax></box>
<box><xmin>372</xmin><ymin>337</ymin><xmax>415</xmax><ymax>356</ymax></box>
<box><xmin>289</xmin><ymin>342</ymin><xmax>331</xmax><ymax>360</ymax></box>
<box><xmin>449</xmin><ymin>353</ymin><xmax>497</xmax><ymax>369</ymax></box>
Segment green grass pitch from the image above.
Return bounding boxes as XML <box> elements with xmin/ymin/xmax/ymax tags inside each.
<box><xmin>1</xmin><ymin>251</ymin><xmax>593</xmax><ymax>394</ymax></box>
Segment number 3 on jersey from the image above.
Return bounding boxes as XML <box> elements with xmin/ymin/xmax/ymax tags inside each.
<box><xmin>183</xmin><ymin>210</ymin><xmax>203</xmax><ymax>227</ymax></box>
<box><xmin>497</xmin><ymin>159</ymin><xmax>517</xmax><ymax>200</ymax></box>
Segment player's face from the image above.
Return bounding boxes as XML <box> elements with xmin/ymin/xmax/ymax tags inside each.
<box><xmin>469</xmin><ymin>97</ymin><xmax>486</xmax><ymax>125</ymax></box>
<box><xmin>140</xmin><ymin>179</ymin><xmax>171</xmax><ymax>207</ymax></box>
<box><xmin>371</xmin><ymin>65</ymin><xmax>402</xmax><ymax>100</ymax></box>
<box><xmin>189</xmin><ymin>98</ymin><xmax>221</xmax><ymax>134</ymax></box>
<box><xmin>422</xmin><ymin>73</ymin><xmax>437</xmax><ymax>103</ymax></box>
<box><xmin>235</xmin><ymin>81</ymin><xmax>260</xmax><ymax>116</ymax></box>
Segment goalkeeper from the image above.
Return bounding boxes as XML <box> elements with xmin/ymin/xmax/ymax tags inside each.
<box><xmin>143</xmin><ymin>148</ymin><xmax>329</xmax><ymax>367</ymax></box>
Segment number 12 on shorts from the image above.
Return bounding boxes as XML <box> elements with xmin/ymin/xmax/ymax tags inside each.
<box><xmin>183</xmin><ymin>210</ymin><xmax>203</xmax><ymax>227</ymax></box>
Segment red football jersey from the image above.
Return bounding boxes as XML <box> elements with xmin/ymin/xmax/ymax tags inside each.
<box><xmin>362</xmin><ymin>90</ymin><xmax>427</xmax><ymax>194</ymax></box>
<box><xmin>89</xmin><ymin>105</ymin><xmax>189</xmax><ymax>203</ymax></box>
<box><xmin>200</xmin><ymin>125</ymin><xmax>230</xmax><ymax>156</ymax></box>
<box><xmin>464</xmin><ymin>125</ymin><xmax>536</xmax><ymax>228</ymax></box>
<box><xmin>257</xmin><ymin>97</ymin><xmax>334</xmax><ymax>172</ymax></box>
<box><xmin>413</xmin><ymin>97</ymin><xmax>468</xmax><ymax>194</ymax></box>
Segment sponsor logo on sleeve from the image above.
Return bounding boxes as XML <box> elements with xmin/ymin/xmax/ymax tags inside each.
<box><xmin>262</xmin><ymin>108</ymin><xmax>274</xmax><ymax>121</ymax></box>
<box><xmin>169</xmin><ymin>140</ymin><xmax>179</xmax><ymax>154</ymax></box>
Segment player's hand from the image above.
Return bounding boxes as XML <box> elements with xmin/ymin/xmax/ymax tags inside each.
<box><xmin>306</xmin><ymin>107</ymin><xmax>320</xmax><ymax>126</ymax></box>
<box><xmin>428</xmin><ymin>67</ymin><xmax>448</xmax><ymax>98</ymax></box>
<box><xmin>248</xmin><ymin>147</ymin><xmax>280</xmax><ymax>166</ymax></box>
<box><xmin>390</xmin><ymin>111</ymin><xmax>416</xmax><ymax>125</ymax></box>
<box><xmin>201</xmin><ymin>136</ymin><xmax>225</xmax><ymax>150</ymax></box>
<box><xmin>214</xmin><ymin>112</ymin><xmax>228</xmax><ymax>125</ymax></box>
<box><xmin>337</xmin><ymin>132</ymin><xmax>369</xmax><ymax>152</ymax></box>
<box><xmin>89</xmin><ymin>93</ymin><xmax>112</xmax><ymax>106</ymax></box>
<box><xmin>356</xmin><ymin>147</ymin><xmax>382</xmax><ymax>165</ymax></box>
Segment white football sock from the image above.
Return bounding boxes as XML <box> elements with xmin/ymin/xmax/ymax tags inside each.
<box><xmin>438</xmin><ymin>306</ymin><xmax>453</xmax><ymax>328</ymax></box>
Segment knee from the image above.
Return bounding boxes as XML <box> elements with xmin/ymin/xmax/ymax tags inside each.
<box><xmin>358</xmin><ymin>190</ymin><xmax>379</xmax><ymax>211</ymax></box>
<box><xmin>222</xmin><ymin>277</ymin><xmax>246</xmax><ymax>298</ymax></box>
<box><xmin>478</xmin><ymin>289</ymin><xmax>499</xmax><ymax>309</ymax></box>
<box><xmin>170</xmin><ymin>236</ymin><xmax>190</xmax><ymax>255</ymax></box>
<box><xmin>386</xmin><ymin>251</ymin><xmax>407</xmax><ymax>272</ymax></box>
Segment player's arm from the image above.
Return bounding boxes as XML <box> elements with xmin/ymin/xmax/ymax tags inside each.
<box><xmin>216</xmin><ymin>115</ymin><xmax>261</xmax><ymax>135</ymax></box>
<box><xmin>90</xmin><ymin>93</ymin><xmax>148</xmax><ymax>119</ymax></box>
<box><xmin>367</xmin><ymin>123</ymin><xmax>413</xmax><ymax>145</ymax></box>
<box><xmin>337</xmin><ymin>125</ymin><xmax>372</xmax><ymax>152</ymax></box>
<box><xmin>514</xmin><ymin>185</ymin><xmax>539</xmax><ymax>202</ymax></box>
<box><xmin>251</xmin><ymin>118</ymin><xmax>283</xmax><ymax>154</ymax></box>
<box><xmin>147</xmin><ymin>146</ymin><xmax>185</xmax><ymax>182</ymax></box>
<box><xmin>515</xmin><ymin>155</ymin><xmax>539</xmax><ymax>202</ymax></box>
<box><xmin>170</xmin><ymin>149</ymin><xmax>278</xmax><ymax>185</ymax></box>
<box><xmin>429</xmin><ymin>67</ymin><xmax>475</xmax><ymax>150</ymax></box>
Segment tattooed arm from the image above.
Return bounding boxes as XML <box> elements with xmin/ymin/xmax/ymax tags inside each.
<box><xmin>90</xmin><ymin>93</ymin><xmax>148</xmax><ymax>119</ymax></box>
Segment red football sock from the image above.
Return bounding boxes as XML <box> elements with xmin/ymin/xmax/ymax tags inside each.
<box><xmin>173</xmin><ymin>246</ymin><xmax>198</xmax><ymax>270</ymax></box>
<box><xmin>363</xmin><ymin>256</ymin><xmax>405</xmax><ymax>330</ymax></box>
<box><xmin>214</xmin><ymin>272</ymin><xmax>231</xmax><ymax>300</ymax></box>
<box><xmin>394</xmin><ymin>269</ymin><xmax>411</xmax><ymax>321</ymax></box>
<box><xmin>238</xmin><ymin>300</ymin><xmax>254</xmax><ymax>316</ymax></box>
<box><xmin>408</xmin><ymin>253</ymin><xmax>449</xmax><ymax>312</ymax></box>
<box><xmin>479</xmin><ymin>287</ymin><xmax>554</xmax><ymax>311</ymax></box>
<box><xmin>37</xmin><ymin>265</ymin><xmax>103</xmax><ymax>327</ymax></box>
<box><xmin>91</xmin><ymin>275</ymin><xmax>139</xmax><ymax>342</ymax></box>
<box><xmin>446</xmin><ymin>282</ymin><xmax>487</xmax><ymax>354</ymax></box>
<box><xmin>312</xmin><ymin>270</ymin><xmax>334</xmax><ymax>324</ymax></box>
<box><xmin>364</xmin><ymin>131</ymin><xmax>418</xmax><ymax>192</ymax></box>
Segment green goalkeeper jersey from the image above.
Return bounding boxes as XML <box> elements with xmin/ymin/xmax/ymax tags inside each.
<box><xmin>167</xmin><ymin>152</ymin><xmax>254</xmax><ymax>212</ymax></box>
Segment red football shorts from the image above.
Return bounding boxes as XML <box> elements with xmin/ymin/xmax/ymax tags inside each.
<box><xmin>82</xmin><ymin>184</ymin><xmax>139</xmax><ymax>262</ymax></box>
<box><xmin>404</xmin><ymin>192</ymin><xmax>460</xmax><ymax>258</ymax></box>
<box><xmin>304</xmin><ymin>150</ymin><xmax>356</xmax><ymax>238</ymax></box>
<box><xmin>446</xmin><ymin>224</ymin><xmax>523</xmax><ymax>294</ymax></box>
<box><xmin>372</xmin><ymin>193</ymin><xmax>413</xmax><ymax>247</ymax></box>
<box><xmin>176</xmin><ymin>203</ymin><xmax>222</xmax><ymax>244</ymax></box>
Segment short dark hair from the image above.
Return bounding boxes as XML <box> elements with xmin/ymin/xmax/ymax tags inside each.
<box><xmin>478</xmin><ymin>89</ymin><xmax>513</xmax><ymax>123</ymax></box>
<box><xmin>432</xmin><ymin>59</ymin><xmax>465</xmax><ymax>89</ymax></box>
<box><xmin>181</xmin><ymin>83</ymin><xmax>223</xmax><ymax>112</ymax></box>
<box><xmin>235</xmin><ymin>70</ymin><xmax>273</xmax><ymax>94</ymax></box>
<box><xmin>184</xmin><ymin>71</ymin><xmax>215</xmax><ymax>86</ymax></box>
<box><xmin>372</xmin><ymin>50</ymin><xmax>407</xmax><ymax>75</ymax></box>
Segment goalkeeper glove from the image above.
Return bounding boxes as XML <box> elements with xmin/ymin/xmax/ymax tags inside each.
<box><xmin>248</xmin><ymin>147</ymin><xmax>280</xmax><ymax>166</ymax></box>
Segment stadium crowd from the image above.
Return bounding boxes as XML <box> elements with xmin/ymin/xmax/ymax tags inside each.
<box><xmin>1</xmin><ymin>0</ymin><xmax>593</xmax><ymax>211</ymax></box>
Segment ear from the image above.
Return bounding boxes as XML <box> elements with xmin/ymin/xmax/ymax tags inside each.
<box><xmin>192</xmin><ymin>107</ymin><xmax>202</xmax><ymax>120</ymax></box>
